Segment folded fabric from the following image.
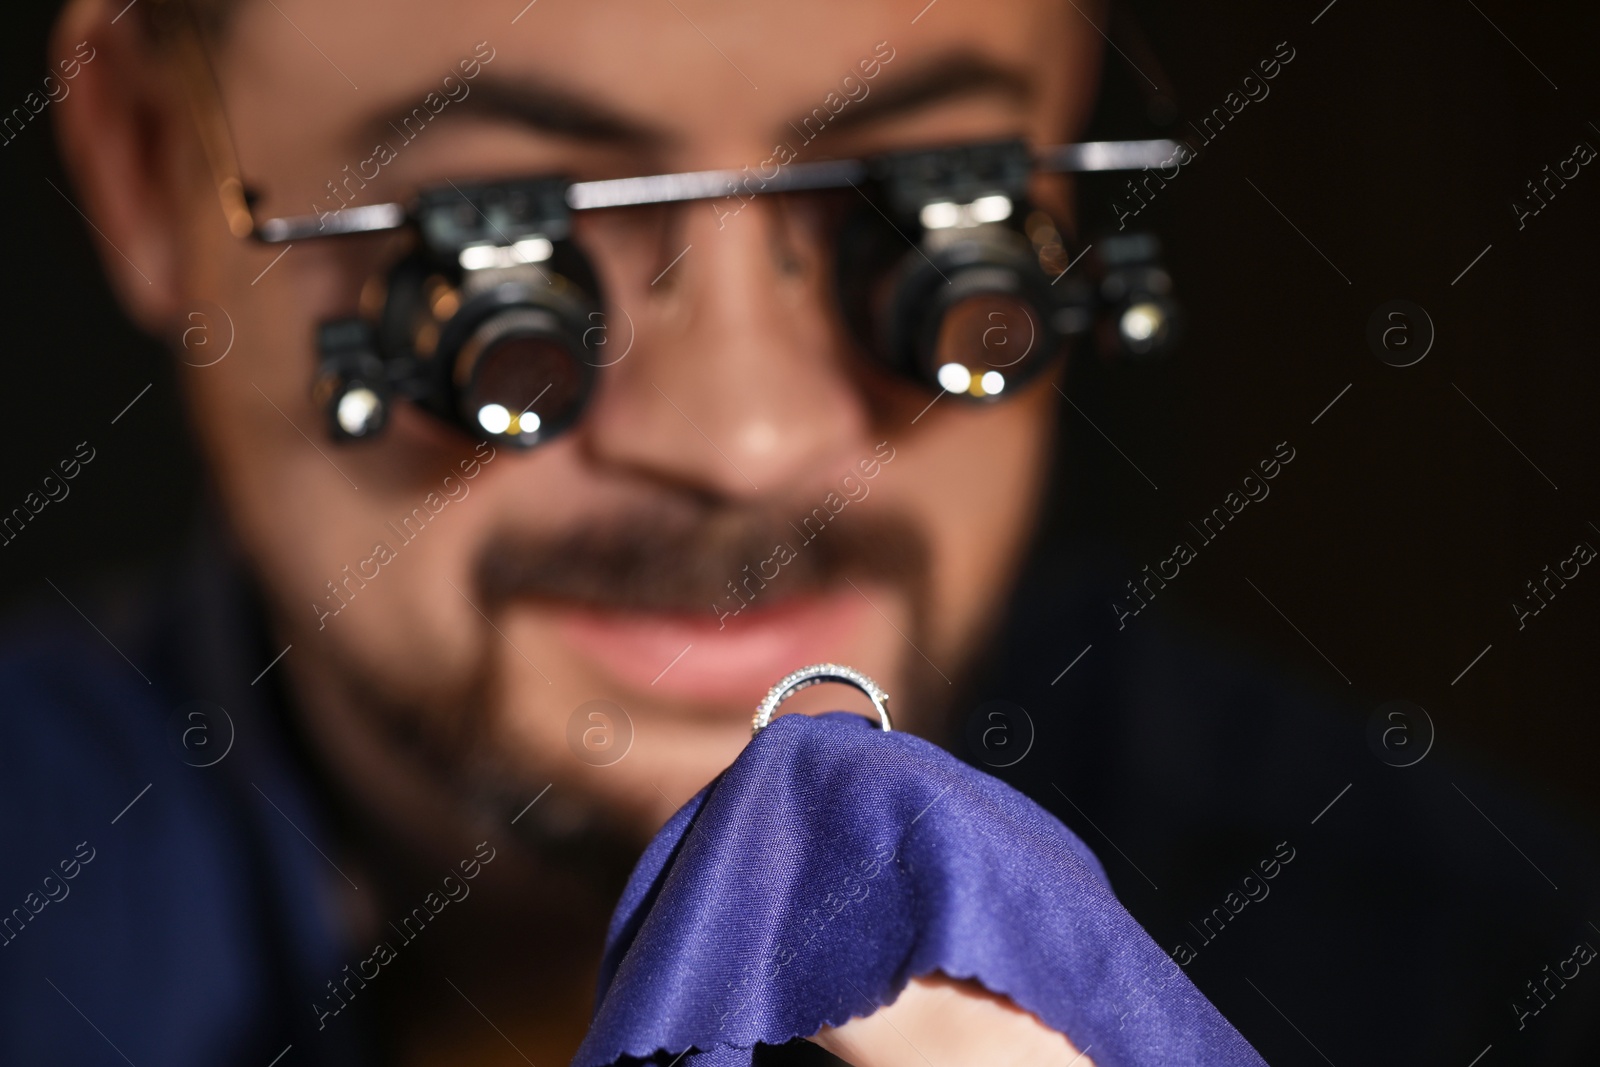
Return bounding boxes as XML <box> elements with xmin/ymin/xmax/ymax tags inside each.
<box><xmin>575</xmin><ymin>711</ymin><xmax>1267</xmax><ymax>1067</ymax></box>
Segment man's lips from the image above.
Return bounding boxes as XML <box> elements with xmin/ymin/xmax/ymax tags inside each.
<box><xmin>551</xmin><ymin>589</ymin><xmax>872</xmax><ymax>708</ymax></box>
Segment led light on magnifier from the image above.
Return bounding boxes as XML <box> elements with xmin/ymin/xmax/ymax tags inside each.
<box><xmin>336</xmin><ymin>386</ymin><xmax>383</xmax><ymax>437</ymax></box>
<box><xmin>918</xmin><ymin>195</ymin><xmax>1014</xmax><ymax>231</ymax></box>
<box><xmin>477</xmin><ymin>403</ymin><xmax>513</xmax><ymax>435</ymax></box>
<box><xmin>920</xmin><ymin>201</ymin><xmax>962</xmax><ymax>230</ymax></box>
<box><xmin>968</xmin><ymin>195</ymin><xmax>1013</xmax><ymax>224</ymax></box>
<box><xmin>937</xmin><ymin>362</ymin><xmax>974</xmax><ymax>394</ymax></box>
<box><xmin>458</xmin><ymin>237</ymin><xmax>555</xmax><ymax>271</ymax></box>
<box><xmin>980</xmin><ymin>370</ymin><xmax>1006</xmax><ymax>395</ymax></box>
<box><xmin>1120</xmin><ymin>302</ymin><xmax>1163</xmax><ymax>344</ymax></box>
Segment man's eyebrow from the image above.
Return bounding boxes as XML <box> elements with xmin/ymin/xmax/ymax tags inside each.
<box><xmin>367</xmin><ymin>73</ymin><xmax>670</xmax><ymax>150</ymax></box>
<box><xmin>798</xmin><ymin>52</ymin><xmax>1036</xmax><ymax>140</ymax></box>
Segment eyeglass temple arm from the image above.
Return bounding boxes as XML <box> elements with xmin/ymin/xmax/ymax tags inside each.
<box><xmin>164</xmin><ymin>3</ymin><xmax>257</xmax><ymax>240</ymax></box>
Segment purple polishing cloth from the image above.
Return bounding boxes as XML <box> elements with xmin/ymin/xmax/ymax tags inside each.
<box><xmin>574</xmin><ymin>712</ymin><xmax>1267</xmax><ymax>1067</ymax></box>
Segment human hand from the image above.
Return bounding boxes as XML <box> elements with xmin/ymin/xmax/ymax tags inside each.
<box><xmin>809</xmin><ymin>972</ymin><xmax>1094</xmax><ymax>1067</ymax></box>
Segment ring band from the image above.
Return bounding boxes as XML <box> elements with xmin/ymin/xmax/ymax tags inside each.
<box><xmin>752</xmin><ymin>663</ymin><xmax>892</xmax><ymax>737</ymax></box>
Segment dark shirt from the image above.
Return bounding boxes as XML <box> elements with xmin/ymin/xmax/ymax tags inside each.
<box><xmin>0</xmin><ymin>532</ymin><xmax>375</xmax><ymax>1067</ymax></box>
<box><xmin>985</xmin><ymin>550</ymin><xmax>1600</xmax><ymax>1065</ymax></box>
<box><xmin>2</xmin><ymin>532</ymin><xmax>1596</xmax><ymax>1065</ymax></box>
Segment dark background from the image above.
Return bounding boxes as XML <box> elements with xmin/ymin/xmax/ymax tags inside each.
<box><xmin>2</xmin><ymin>0</ymin><xmax>1597</xmax><ymax>842</ymax></box>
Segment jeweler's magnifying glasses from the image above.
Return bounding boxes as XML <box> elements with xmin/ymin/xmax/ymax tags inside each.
<box><xmin>281</xmin><ymin>140</ymin><xmax>1181</xmax><ymax>449</ymax></box>
<box><xmin>156</xmin><ymin>0</ymin><xmax>1181</xmax><ymax>452</ymax></box>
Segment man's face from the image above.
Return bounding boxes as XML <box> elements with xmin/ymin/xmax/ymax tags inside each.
<box><xmin>158</xmin><ymin>0</ymin><xmax>1100</xmax><ymax>846</ymax></box>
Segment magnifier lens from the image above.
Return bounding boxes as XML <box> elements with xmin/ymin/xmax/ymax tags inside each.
<box><xmin>459</xmin><ymin>325</ymin><xmax>588</xmax><ymax>446</ymax></box>
<box><xmin>930</xmin><ymin>290</ymin><xmax>1043</xmax><ymax>400</ymax></box>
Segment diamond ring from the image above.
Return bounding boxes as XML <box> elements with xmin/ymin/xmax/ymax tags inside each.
<box><xmin>752</xmin><ymin>663</ymin><xmax>892</xmax><ymax>737</ymax></box>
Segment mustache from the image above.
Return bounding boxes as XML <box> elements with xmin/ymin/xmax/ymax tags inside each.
<box><xmin>473</xmin><ymin>499</ymin><xmax>930</xmax><ymax>616</ymax></box>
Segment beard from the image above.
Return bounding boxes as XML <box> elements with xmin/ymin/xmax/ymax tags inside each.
<box><xmin>317</xmin><ymin>487</ymin><xmax>992</xmax><ymax>916</ymax></box>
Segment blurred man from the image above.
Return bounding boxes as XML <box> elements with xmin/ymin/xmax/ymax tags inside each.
<box><xmin>20</xmin><ymin>0</ymin><xmax>1106</xmax><ymax>1061</ymax></box>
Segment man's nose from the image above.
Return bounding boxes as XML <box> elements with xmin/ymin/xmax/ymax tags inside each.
<box><xmin>580</xmin><ymin>196</ymin><xmax>873</xmax><ymax>500</ymax></box>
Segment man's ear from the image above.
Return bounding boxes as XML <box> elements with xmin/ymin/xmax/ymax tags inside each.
<box><xmin>51</xmin><ymin>0</ymin><xmax>207</xmax><ymax>335</ymax></box>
